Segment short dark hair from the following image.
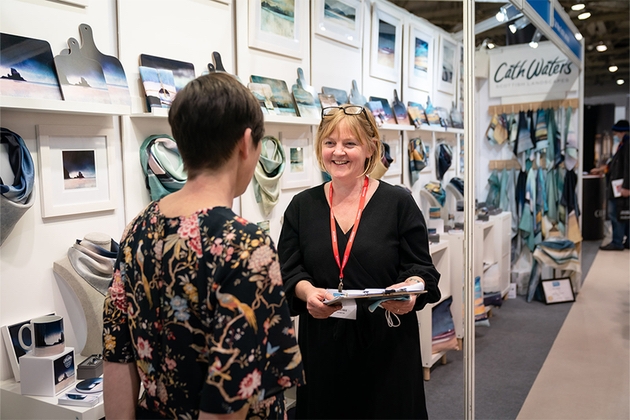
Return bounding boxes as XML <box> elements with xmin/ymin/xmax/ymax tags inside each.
<box><xmin>168</xmin><ymin>73</ymin><xmax>264</xmax><ymax>178</ymax></box>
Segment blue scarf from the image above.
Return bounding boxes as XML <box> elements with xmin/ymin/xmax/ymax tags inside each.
<box><xmin>1</xmin><ymin>128</ymin><xmax>34</xmax><ymax>204</ymax></box>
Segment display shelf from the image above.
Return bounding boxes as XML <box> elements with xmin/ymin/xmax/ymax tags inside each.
<box><xmin>264</xmin><ymin>114</ymin><xmax>320</xmax><ymax>126</ymax></box>
<box><xmin>407</xmin><ymin>124</ymin><xmax>463</xmax><ymax>134</ymax></box>
<box><xmin>130</xmin><ymin>108</ymin><xmax>169</xmax><ymax>118</ymax></box>
<box><xmin>379</xmin><ymin>123</ymin><xmax>416</xmax><ymax>131</ymax></box>
<box><xmin>0</xmin><ymin>95</ymin><xmax>130</xmax><ymax>116</ymax></box>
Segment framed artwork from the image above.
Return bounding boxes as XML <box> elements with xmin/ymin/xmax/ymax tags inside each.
<box><xmin>281</xmin><ymin>134</ymin><xmax>313</xmax><ymax>190</ymax></box>
<box><xmin>36</xmin><ymin>125</ymin><xmax>117</xmax><ymax>218</ymax></box>
<box><xmin>541</xmin><ymin>278</ymin><xmax>576</xmax><ymax>304</ymax></box>
<box><xmin>382</xmin><ymin>135</ymin><xmax>401</xmax><ymax>176</ymax></box>
<box><xmin>249</xmin><ymin>0</ymin><xmax>303</xmax><ymax>59</ymax></box>
<box><xmin>370</xmin><ymin>4</ymin><xmax>402</xmax><ymax>82</ymax></box>
<box><xmin>408</xmin><ymin>25</ymin><xmax>434</xmax><ymax>92</ymax></box>
<box><xmin>313</xmin><ymin>0</ymin><xmax>363</xmax><ymax>49</ymax></box>
<box><xmin>437</xmin><ymin>36</ymin><xmax>457</xmax><ymax>95</ymax></box>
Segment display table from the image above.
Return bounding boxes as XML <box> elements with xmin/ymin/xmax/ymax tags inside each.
<box><xmin>0</xmin><ymin>378</ymin><xmax>104</xmax><ymax>420</ymax></box>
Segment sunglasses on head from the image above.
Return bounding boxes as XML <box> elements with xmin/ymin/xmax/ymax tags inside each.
<box><xmin>321</xmin><ymin>105</ymin><xmax>368</xmax><ymax>119</ymax></box>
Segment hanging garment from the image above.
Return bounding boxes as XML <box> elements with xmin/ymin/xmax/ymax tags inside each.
<box><xmin>486</xmin><ymin>114</ymin><xmax>508</xmax><ymax>145</ymax></box>
<box><xmin>547</xmin><ymin>108</ymin><xmax>562</xmax><ymax>168</ymax></box>
<box><xmin>508</xmin><ymin>113</ymin><xmax>519</xmax><ymax>153</ymax></box>
<box><xmin>424</xmin><ymin>181</ymin><xmax>446</xmax><ymax>206</ymax></box>
<box><xmin>561</xmin><ymin>169</ymin><xmax>580</xmax><ymax>217</ymax></box>
<box><xmin>253</xmin><ymin>135</ymin><xmax>285</xmax><ymax>216</ymax></box>
<box><xmin>68</xmin><ymin>236</ymin><xmax>119</xmax><ymax>295</ymax></box>
<box><xmin>534</xmin><ymin>108</ymin><xmax>548</xmax><ymax>152</ymax></box>
<box><xmin>140</xmin><ymin>134</ymin><xmax>187</xmax><ymax>201</ymax></box>
<box><xmin>564</xmin><ymin>107</ymin><xmax>579</xmax><ymax>170</ymax></box>
<box><xmin>557</xmin><ymin>167</ymin><xmax>567</xmax><ymax>235</ymax></box>
<box><xmin>519</xmin><ymin>166</ymin><xmax>537</xmax><ymax>252</ymax></box>
<box><xmin>500</xmin><ymin>169</ymin><xmax>518</xmax><ymax>238</ymax></box>
<box><xmin>534</xmin><ymin>167</ymin><xmax>546</xmax><ymax>246</ymax></box>
<box><xmin>546</xmin><ymin>168</ymin><xmax>559</xmax><ymax>224</ymax></box>
<box><xmin>514</xmin><ymin>110</ymin><xmax>534</xmax><ymax>155</ymax></box>
<box><xmin>486</xmin><ymin>170</ymin><xmax>501</xmax><ymax>209</ymax></box>
<box><xmin>1</xmin><ymin>128</ymin><xmax>35</xmax><ymax>246</ymax></box>
<box><xmin>408</xmin><ymin>137</ymin><xmax>428</xmax><ymax>185</ymax></box>
<box><xmin>435</xmin><ymin>143</ymin><xmax>453</xmax><ymax>181</ymax></box>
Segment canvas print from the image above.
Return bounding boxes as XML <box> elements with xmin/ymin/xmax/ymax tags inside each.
<box><xmin>314</xmin><ymin>0</ymin><xmax>362</xmax><ymax>48</ymax></box>
<box><xmin>377</xmin><ymin>19</ymin><xmax>396</xmax><ymax>69</ymax></box>
<box><xmin>292</xmin><ymin>84</ymin><xmax>319</xmax><ymax>118</ymax></box>
<box><xmin>62</xmin><ymin>150</ymin><xmax>97</xmax><ymax>189</ymax></box>
<box><xmin>370</xmin><ymin>5</ymin><xmax>401</xmax><ymax>82</ymax></box>
<box><xmin>318</xmin><ymin>93</ymin><xmax>338</xmax><ymax>108</ymax></box>
<box><xmin>0</xmin><ymin>33</ymin><xmax>62</xmax><ymax>100</ymax></box>
<box><xmin>139</xmin><ymin>66</ymin><xmax>162</xmax><ymax>111</ymax></box>
<box><xmin>408</xmin><ymin>101</ymin><xmax>428</xmax><ymax>127</ymax></box>
<box><xmin>249</xmin><ymin>82</ymin><xmax>277</xmax><ymax>115</ymax></box>
<box><xmin>260</xmin><ymin>0</ymin><xmax>295</xmax><ymax>38</ymax></box>
<box><xmin>414</xmin><ymin>37</ymin><xmax>429</xmax><ymax>78</ymax></box>
<box><xmin>139</xmin><ymin>54</ymin><xmax>195</xmax><ymax>92</ymax></box>
<box><xmin>369</xmin><ymin>96</ymin><xmax>396</xmax><ymax>125</ymax></box>
<box><xmin>250</xmin><ymin>75</ymin><xmax>297</xmax><ymax>116</ymax></box>
<box><xmin>322</xmin><ymin>86</ymin><xmax>348</xmax><ymax>105</ymax></box>
<box><xmin>366</xmin><ymin>100</ymin><xmax>386</xmax><ymax>126</ymax></box>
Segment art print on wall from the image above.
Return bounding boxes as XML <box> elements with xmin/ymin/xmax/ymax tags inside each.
<box><xmin>370</xmin><ymin>4</ymin><xmax>402</xmax><ymax>82</ymax></box>
<box><xmin>281</xmin><ymin>134</ymin><xmax>313</xmax><ymax>189</ymax></box>
<box><xmin>314</xmin><ymin>0</ymin><xmax>363</xmax><ymax>48</ymax></box>
<box><xmin>408</xmin><ymin>25</ymin><xmax>434</xmax><ymax>93</ymax></box>
<box><xmin>249</xmin><ymin>0</ymin><xmax>303</xmax><ymax>59</ymax></box>
<box><xmin>437</xmin><ymin>36</ymin><xmax>457</xmax><ymax>95</ymax></box>
<box><xmin>36</xmin><ymin>125</ymin><xmax>116</xmax><ymax>218</ymax></box>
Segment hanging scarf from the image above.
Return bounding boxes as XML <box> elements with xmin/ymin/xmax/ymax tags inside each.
<box><xmin>514</xmin><ymin>110</ymin><xmax>533</xmax><ymax>155</ymax></box>
<box><xmin>1</xmin><ymin>128</ymin><xmax>35</xmax><ymax>246</ymax></box>
<box><xmin>564</xmin><ymin>107</ymin><xmax>579</xmax><ymax>170</ymax></box>
<box><xmin>253</xmin><ymin>135</ymin><xmax>285</xmax><ymax>216</ymax></box>
<box><xmin>424</xmin><ymin>181</ymin><xmax>446</xmax><ymax>206</ymax></box>
<box><xmin>486</xmin><ymin>170</ymin><xmax>501</xmax><ymax>209</ymax></box>
<box><xmin>486</xmin><ymin>114</ymin><xmax>507</xmax><ymax>145</ymax></box>
<box><xmin>435</xmin><ymin>143</ymin><xmax>453</xmax><ymax>181</ymax></box>
<box><xmin>67</xmin><ymin>237</ymin><xmax>119</xmax><ymax>295</ymax></box>
<box><xmin>508</xmin><ymin>113</ymin><xmax>519</xmax><ymax>152</ymax></box>
<box><xmin>534</xmin><ymin>108</ymin><xmax>548</xmax><ymax>150</ymax></box>
<box><xmin>140</xmin><ymin>134</ymin><xmax>187</xmax><ymax>201</ymax></box>
<box><xmin>408</xmin><ymin>137</ymin><xmax>428</xmax><ymax>185</ymax></box>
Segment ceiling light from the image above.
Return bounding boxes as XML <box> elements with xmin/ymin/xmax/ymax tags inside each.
<box><xmin>496</xmin><ymin>11</ymin><xmax>506</xmax><ymax>22</ymax></box>
<box><xmin>609</xmin><ymin>65</ymin><xmax>618</xmax><ymax>73</ymax></box>
<box><xmin>577</xmin><ymin>11</ymin><xmax>591</xmax><ymax>20</ymax></box>
<box><xmin>574</xmin><ymin>33</ymin><xmax>583</xmax><ymax>41</ymax></box>
<box><xmin>487</xmin><ymin>42</ymin><xmax>496</xmax><ymax>49</ymax></box>
<box><xmin>530</xmin><ymin>30</ymin><xmax>542</xmax><ymax>49</ymax></box>
<box><xmin>529</xmin><ymin>41</ymin><xmax>539</xmax><ymax>48</ymax></box>
<box><xmin>571</xmin><ymin>3</ymin><xmax>586</xmax><ymax>11</ymax></box>
<box><xmin>596</xmin><ymin>43</ymin><xmax>607</xmax><ymax>52</ymax></box>
<box><xmin>509</xmin><ymin>16</ymin><xmax>530</xmax><ymax>34</ymax></box>
<box><xmin>617</xmin><ymin>79</ymin><xmax>625</xmax><ymax>85</ymax></box>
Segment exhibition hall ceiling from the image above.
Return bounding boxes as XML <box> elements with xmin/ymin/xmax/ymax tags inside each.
<box><xmin>391</xmin><ymin>0</ymin><xmax>630</xmax><ymax>96</ymax></box>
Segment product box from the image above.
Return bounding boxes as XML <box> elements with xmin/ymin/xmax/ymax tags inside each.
<box><xmin>77</xmin><ymin>355</ymin><xmax>103</xmax><ymax>379</ymax></box>
<box><xmin>20</xmin><ymin>347</ymin><xmax>75</xmax><ymax>397</ymax></box>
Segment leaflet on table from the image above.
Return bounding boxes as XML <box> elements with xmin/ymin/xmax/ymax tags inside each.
<box><xmin>323</xmin><ymin>282</ymin><xmax>426</xmax><ymax>306</ymax></box>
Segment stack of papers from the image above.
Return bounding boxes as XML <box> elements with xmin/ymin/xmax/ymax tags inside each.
<box><xmin>323</xmin><ymin>282</ymin><xmax>426</xmax><ymax>306</ymax></box>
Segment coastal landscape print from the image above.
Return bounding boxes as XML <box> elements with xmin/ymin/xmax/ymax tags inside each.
<box><xmin>0</xmin><ymin>33</ymin><xmax>62</xmax><ymax>100</ymax></box>
<box><xmin>324</xmin><ymin>0</ymin><xmax>356</xmax><ymax>30</ymax></box>
<box><xmin>441</xmin><ymin>40</ymin><xmax>455</xmax><ymax>84</ymax></box>
<box><xmin>261</xmin><ymin>0</ymin><xmax>295</xmax><ymax>38</ymax></box>
<box><xmin>377</xmin><ymin>19</ymin><xmax>396</xmax><ymax>69</ymax></box>
<box><xmin>414</xmin><ymin>36</ymin><xmax>429</xmax><ymax>78</ymax></box>
<box><xmin>250</xmin><ymin>75</ymin><xmax>296</xmax><ymax>116</ymax></box>
<box><xmin>62</xmin><ymin>150</ymin><xmax>97</xmax><ymax>190</ymax></box>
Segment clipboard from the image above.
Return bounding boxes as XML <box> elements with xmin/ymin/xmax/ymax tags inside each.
<box><xmin>324</xmin><ymin>287</ymin><xmax>427</xmax><ymax>306</ymax></box>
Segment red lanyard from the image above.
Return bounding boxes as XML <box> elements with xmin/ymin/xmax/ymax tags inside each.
<box><xmin>329</xmin><ymin>176</ymin><xmax>370</xmax><ymax>292</ymax></box>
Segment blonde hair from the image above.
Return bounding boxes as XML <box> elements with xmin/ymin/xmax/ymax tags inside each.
<box><xmin>315</xmin><ymin>105</ymin><xmax>382</xmax><ymax>177</ymax></box>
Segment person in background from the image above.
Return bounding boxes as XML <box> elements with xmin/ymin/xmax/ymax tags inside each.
<box><xmin>278</xmin><ymin>104</ymin><xmax>441</xmax><ymax>419</ymax></box>
<box><xmin>102</xmin><ymin>73</ymin><xmax>304</xmax><ymax>420</ymax></box>
<box><xmin>591</xmin><ymin>119</ymin><xmax>630</xmax><ymax>250</ymax></box>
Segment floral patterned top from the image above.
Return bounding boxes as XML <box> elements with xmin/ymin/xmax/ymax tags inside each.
<box><xmin>103</xmin><ymin>202</ymin><xmax>304</xmax><ymax>419</ymax></box>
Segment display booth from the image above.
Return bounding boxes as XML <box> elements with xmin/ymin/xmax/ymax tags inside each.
<box><xmin>0</xmin><ymin>0</ymin><xmax>584</xmax><ymax>418</ymax></box>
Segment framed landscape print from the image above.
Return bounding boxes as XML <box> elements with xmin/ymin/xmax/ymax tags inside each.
<box><xmin>369</xmin><ymin>4</ymin><xmax>402</xmax><ymax>82</ymax></box>
<box><xmin>249</xmin><ymin>0</ymin><xmax>303</xmax><ymax>59</ymax></box>
<box><xmin>313</xmin><ymin>0</ymin><xmax>363</xmax><ymax>48</ymax></box>
<box><xmin>408</xmin><ymin>24</ymin><xmax>434</xmax><ymax>93</ymax></box>
<box><xmin>281</xmin><ymin>135</ymin><xmax>313</xmax><ymax>189</ymax></box>
<box><xmin>437</xmin><ymin>35</ymin><xmax>457</xmax><ymax>95</ymax></box>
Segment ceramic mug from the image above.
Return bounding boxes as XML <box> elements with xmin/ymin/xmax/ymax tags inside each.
<box><xmin>18</xmin><ymin>315</ymin><xmax>65</xmax><ymax>357</ymax></box>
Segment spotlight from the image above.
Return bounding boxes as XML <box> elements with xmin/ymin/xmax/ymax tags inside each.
<box><xmin>571</xmin><ymin>3</ymin><xmax>586</xmax><ymax>11</ymax></box>
<box><xmin>617</xmin><ymin>79</ymin><xmax>625</xmax><ymax>85</ymax></box>
<box><xmin>496</xmin><ymin>11</ymin><xmax>506</xmax><ymax>22</ymax></box>
<box><xmin>596</xmin><ymin>43</ymin><xmax>607</xmax><ymax>52</ymax></box>
<box><xmin>577</xmin><ymin>11</ymin><xmax>591</xmax><ymax>20</ymax></box>
<box><xmin>574</xmin><ymin>33</ymin><xmax>583</xmax><ymax>41</ymax></box>
<box><xmin>487</xmin><ymin>42</ymin><xmax>496</xmax><ymax>49</ymax></box>
<box><xmin>529</xmin><ymin>30</ymin><xmax>542</xmax><ymax>49</ymax></box>
<box><xmin>608</xmin><ymin>65</ymin><xmax>618</xmax><ymax>73</ymax></box>
<box><xmin>529</xmin><ymin>41</ymin><xmax>539</xmax><ymax>48</ymax></box>
<box><xmin>509</xmin><ymin>16</ymin><xmax>530</xmax><ymax>34</ymax></box>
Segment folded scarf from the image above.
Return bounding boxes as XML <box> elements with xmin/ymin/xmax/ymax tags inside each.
<box><xmin>140</xmin><ymin>134</ymin><xmax>187</xmax><ymax>201</ymax></box>
<box><xmin>67</xmin><ymin>236</ymin><xmax>119</xmax><ymax>295</ymax></box>
<box><xmin>253</xmin><ymin>135</ymin><xmax>285</xmax><ymax>216</ymax></box>
<box><xmin>435</xmin><ymin>143</ymin><xmax>453</xmax><ymax>181</ymax></box>
<box><xmin>1</xmin><ymin>128</ymin><xmax>35</xmax><ymax>245</ymax></box>
<box><xmin>424</xmin><ymin>181</ymin><xmax>446</xmax><ymax>206</ymax></box>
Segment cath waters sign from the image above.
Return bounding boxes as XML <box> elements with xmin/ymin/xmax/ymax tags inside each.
<box><xmin>489</xmin><ymin>41</ymin><xmax>578</xmax><ymax>98</ymax></box>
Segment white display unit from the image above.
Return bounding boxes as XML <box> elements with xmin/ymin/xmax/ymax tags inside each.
<box><xmin>442</xmin><ymin>229</ymin><xmax>464</xmax><ymax>346</ymax></box>
<box><xmin>473</xmin><ymin>212</ymin><xmax>511</xmax><ymax>297</ymax></box>
<box><xmin>489</xmin><ymin>212</ymin><xmax>512</xmax><ymax>298</ymax></box>
<box><xmin>416</xmin><ymin>240</ymin><xmax>454</xmax><ymax>381</ymax></box>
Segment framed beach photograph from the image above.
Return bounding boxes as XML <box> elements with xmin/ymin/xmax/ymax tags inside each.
<box><xmin>437</xmin><ymin>36</ymin><xmax>457</xmax><ymax>95</ymax></box>
<box><xmin>370</xmin><ymin>4</ymin><xmax>402</xmax><ymax>82</ymax></box>
<box><xmin>382</xmin><ymin>135</ymin><xmax>401</xmax><ymax>176</ymax></box>
<box><xmin>249</xmin><ymin>0</ymin><xmax>303</xmax><ymax>59</ymax></box>
<box><xmin>281</xmin><ymin>134</ymin><xmax>313</xmax><ymax>190</ymax></box>
<box><xmin>408</xmin><ymin>25</ymin><xmax>434</xmax><ymax>93</ymax></box>
<box><xmin>313</xmin><ymin>0</ymin><xmax>363</xmax><ymax>49</ymax></box>
<box><xmin>36</xmin><ymin>125</ymin><xmax>117</xmax><ymax>218</ymax></box>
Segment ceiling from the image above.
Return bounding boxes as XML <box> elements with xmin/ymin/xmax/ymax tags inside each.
<box><xmin>390</xmin><ymin>0</ymin><xmax>630</xmax><ymax>97</ymax></box>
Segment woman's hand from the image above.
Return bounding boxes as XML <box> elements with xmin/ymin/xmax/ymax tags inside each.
<box><xmin>380</xmin><ymin>277</ymin><xmax>424</xmax><ymax>315</ymax></box>
<box><xmin>295</xmin><ymin>280</ymin><xmax>342</xmax><ymax>319</ymax></box>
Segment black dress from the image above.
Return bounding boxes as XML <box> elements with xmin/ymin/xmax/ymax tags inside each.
<box><xmin>278</xmin><ymin>181</ymin><xmax>441</xmax><ymax>419</ymax></box>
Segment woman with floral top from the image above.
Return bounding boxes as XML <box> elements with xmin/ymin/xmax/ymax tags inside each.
<box><xmin>102</xmin><ymin>72</ymin><xmax>304</xmax><ymax>420</ymax></box>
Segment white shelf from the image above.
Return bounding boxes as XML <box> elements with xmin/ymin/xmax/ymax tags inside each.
<box><xmin>0</xmin><ymin>95</ymin><xmax>130</xmax><ymax>116</ymax></box>
<box><xmin>429</xmin><ymin>240</ymin><xmax>449</xmax><ymax>254</ymax></box>
<box><xmin>264</xmin><ymin>114</ymin><xmax>320</xmax><ymax>126</ymax></box>
<box><xmin>407</xmin><ymin>124</ymin><xmax>464</xmax><ymax>134</ymax></box>
<box><xmin>379</xmin><ymin>123</ymin><xmax>416</xmax><ymax>131</ymax></box>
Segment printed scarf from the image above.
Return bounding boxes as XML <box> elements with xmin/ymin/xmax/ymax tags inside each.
<box><xmin>253</xmin><ymin>136</ymin><xmax>285</xmax><ymax>216</ymax></box>
<box><xmin>140</xmin><ymin>134</ymin><xmax>187</xmax><ymax>201</ymax></box>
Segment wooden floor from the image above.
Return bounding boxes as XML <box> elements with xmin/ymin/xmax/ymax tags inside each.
<box><xmin>517</xmin><ymin>249</ymin><xmax>630</xmax><ymax>420</ymax></box>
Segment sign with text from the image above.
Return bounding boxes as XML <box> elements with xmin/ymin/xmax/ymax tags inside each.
<box><xmin>488</xmin><ymin>42</ymin><xmax>578</xmax><ymax>98</ymax></box>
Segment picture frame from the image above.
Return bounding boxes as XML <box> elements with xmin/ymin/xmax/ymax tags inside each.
<box><xmin>382</xmin><ymin>135</ymin><xmax>401</xmax><ymax>176</ymax></box>
<box><xmin>408</xmin><ymin>24</ymin><xmax>434</xmax><ymax>93</ymax></box>
<box><xmin>370</xmin><ymin>4</ymin><xmax>402</xmax><ymax>83</ymax></box>
<box><xmin>36</xmin><ymin>125</ymin><xmax>117</xmax><ymax>218</ymax></box>
<box><xmin>313</xmin><ymin>0</ymin><xmax>363</xmax><ymax>49</ymax></box>
<box><xmin>437</xmin><ymin>35</ymin><xmax>457</xmax><ymax>95</ymax></box>
<box><xmin>281</xmin><ymin>134</ymin><xmax>313</xmax><ymax>190</ymax></box>
<box><xmin>1</xmin><ymin>313</ymin><xmax>54</xmax><ymax>382</ymax></box>
<box><xmin>249</xmin><ymin>0</ymin><xmax>303</xmax><ymax>59</ymax></box>
<box><xmin>541</xmin><ymin>278</ymin><xmax>576</xmax><ymax>304</ymax></box>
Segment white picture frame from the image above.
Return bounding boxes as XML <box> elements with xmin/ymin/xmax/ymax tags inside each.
<box><xmin>437</xmin><ymin>35</ymin><xmax>457</xmax><ymax>95</ymax></box>
<box><xmin>542</xmin><ymin>278</ymin><xmax>576</xmax><ymax>304</ymax></box>
<box><xmin>370</xmin><ymin>4</ymin><xmax>402</xmax><ymax>83</ymax></box>
<box><xmin>382</xmin><ymin>135</ymin><xmax>401</xmax><ymax>176</ymax></box>
<box><xmin>313</xmin><ymin>0</ymin><xmax>363</xmax><ymax>49</ymax></box>
<box><xmin>281</xmin><ymin>134</ymin><xmax>313</xmax><ymax>190</ymax></box>
<box><xmin>408</xmin><ymin>24</ymin><xmax>434</xmax><ymax>93</ymax></box>
<box><xmin>249</xmin><ymin>0</ymin><xmax>303</xmax><ymax>59</ymax></box>
<box><xmin>36</xmin><ymin>125</ymin><xmax>117</xmax><ymax>218</ymax></box>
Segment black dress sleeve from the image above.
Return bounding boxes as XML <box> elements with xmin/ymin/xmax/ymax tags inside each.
<box><xmin>396</xmin><ymin>191</ymin><xmax>441</xmax><ymax>310</ymax></box>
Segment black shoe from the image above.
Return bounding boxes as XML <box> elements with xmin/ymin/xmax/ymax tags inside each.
<box><xmin>600</xmin><ymin>243</ymin><xmax>624</xmax><ymax>251</ymax></box>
